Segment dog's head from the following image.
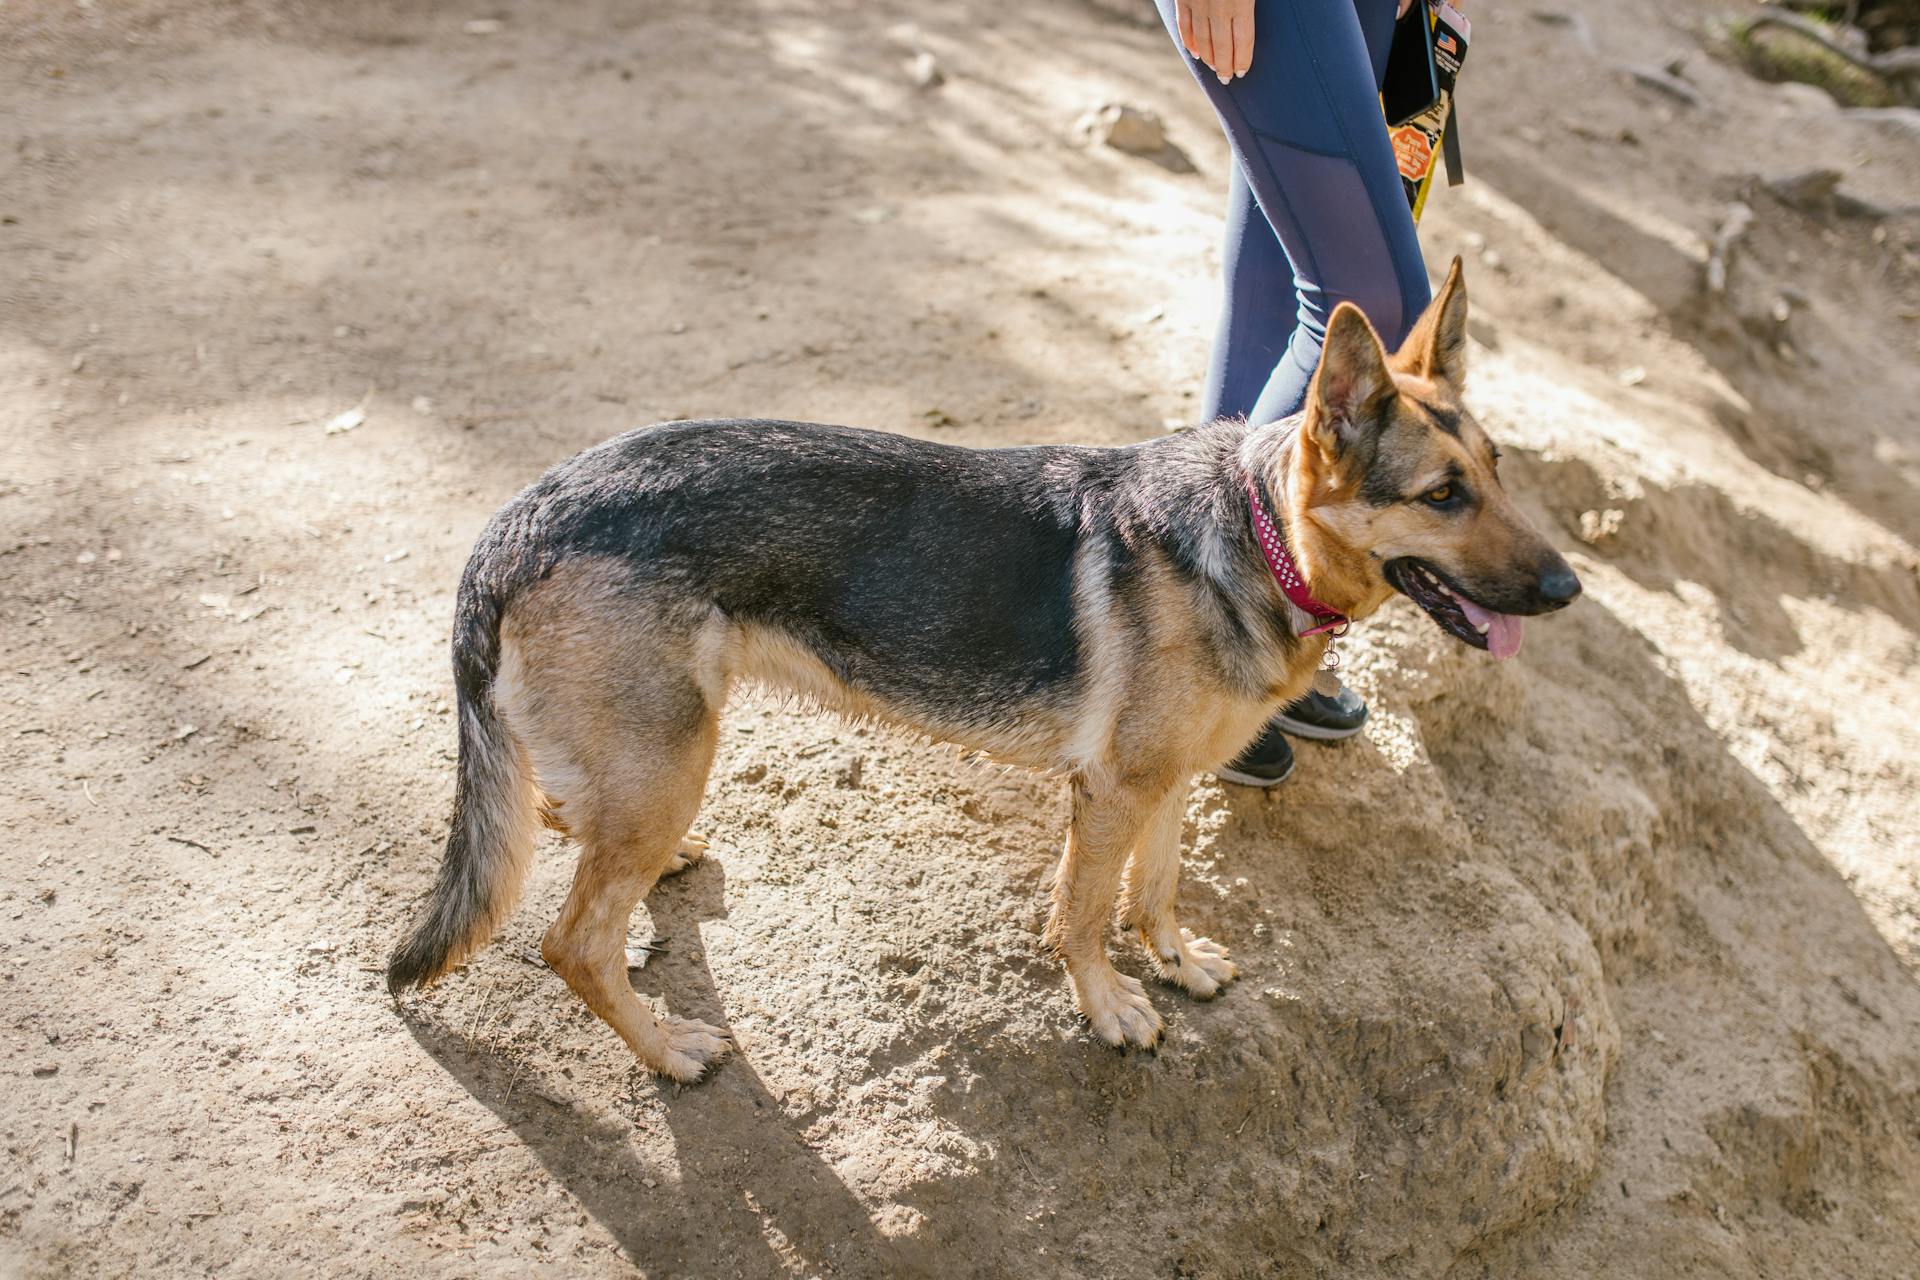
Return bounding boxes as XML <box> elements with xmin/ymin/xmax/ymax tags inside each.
<box><xmin>1285</xmin><ymin>258</ymin><xmax>1579</xmax><ymax>660</ymax></box>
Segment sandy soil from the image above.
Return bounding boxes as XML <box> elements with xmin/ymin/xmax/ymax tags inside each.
<box><xmin>3</xmin><ymin>0</ymin><xmax>1919</xmax><ymax>1276</ymax></box>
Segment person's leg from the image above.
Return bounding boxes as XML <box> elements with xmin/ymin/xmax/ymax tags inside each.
<box><xmin>1201</xmin><ymin>162</ymin><xmax>1290</xmax><ymax>422</ymax></box>
<box><xmin>1202</xmin><ymin>0</ymin><xmax>1400</xmax><ymax>421</ymax></box>
<box><xmin>1161</xmin><ymin>0</ymin><xmax>1429</xmax><ymax>426</ymax></box>
<box><xmin>1161</xmin><ymin>0</ymin><xmax>1417</xmax><ymax>780</ymax></box>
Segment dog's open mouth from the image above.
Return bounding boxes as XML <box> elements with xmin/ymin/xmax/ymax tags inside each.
<box><xmin>1384</xmin><ymin>558</ymin><xmax>1525</xmax><ymax>661</ymax></box>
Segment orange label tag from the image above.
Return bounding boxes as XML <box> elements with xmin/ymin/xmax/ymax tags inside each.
<box><xmin>1391</xmin><ymin>127</ymin><xmax>1432</xmax><ymax>181</ymax></box>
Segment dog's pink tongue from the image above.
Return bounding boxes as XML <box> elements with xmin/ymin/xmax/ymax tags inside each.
<box><xmin>1455</xmin><ymin>595</ymin><xmax>1525</xmax><ymax>661</ymax></box>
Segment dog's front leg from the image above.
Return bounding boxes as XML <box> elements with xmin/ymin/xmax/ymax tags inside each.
<box><xmin>1120</xmin><ymin>786</ymin><xmax>1238</xmax><ymax>999</ymax></box>
<box><xmin>1045</xmin><ymin>775</ymin><xmax>1169</xmax><ymax>1049</ymax></box>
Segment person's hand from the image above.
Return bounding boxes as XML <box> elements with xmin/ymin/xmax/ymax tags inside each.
<box><xmin>1398</xmin><ymin>0</ymin><xmax>1417</xmax><ymax>16</ymax></box>
<box><xmin>1176</xmin><ymin>0</ymin><xmax>1254</xmax><ymax>85</ymax></box>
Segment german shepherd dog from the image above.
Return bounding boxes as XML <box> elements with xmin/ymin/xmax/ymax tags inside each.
<box><xmin>387</xmin><ymin>261</ymin><xmax>1579</xmax><ymax>1080</ymax></box>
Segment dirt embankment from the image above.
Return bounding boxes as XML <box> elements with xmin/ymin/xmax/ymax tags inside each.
<box><xmin>2</xmin><ymin>1</ymin><xmax>1918</xmax><ymax>1277</ymax></box>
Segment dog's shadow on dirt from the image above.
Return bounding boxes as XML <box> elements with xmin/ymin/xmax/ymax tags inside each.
<box><xmin>403</xmin><ymin>858</ymin><xmax>941</xmax><ymax>1280</ymax></box>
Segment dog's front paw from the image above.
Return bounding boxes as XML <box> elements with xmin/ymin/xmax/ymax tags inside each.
<box><xmin>1071</xmin><ymin>966</ymin><xmax>1163</xmax><ymax>1049</ymax></box>
<box><xmin>1149</xmin><ymin>929</ymin><xmax>1238</xmax><ymax>999</ymax></box>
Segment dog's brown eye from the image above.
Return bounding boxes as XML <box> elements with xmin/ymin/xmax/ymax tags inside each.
<box><xmin>1424</xmin><ymin>484</ymin><xmax>1452</xmax><ymax>505</ymax></box>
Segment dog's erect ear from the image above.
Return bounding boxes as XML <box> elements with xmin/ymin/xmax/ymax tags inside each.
<box><xmin>1393</xmin><ymin>256</ymin><xmax>1468</xmax><ymax>384</ymax></box>
<box><xmin>1305</xmin><ymin>302</ymin><xmax>1396</xmax><ymax>463</ymax></box>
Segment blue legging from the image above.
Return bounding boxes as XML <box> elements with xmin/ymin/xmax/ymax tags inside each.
<box><xmin>1155</xmin><ymin>0</ymin><xmax>1431</xmax><ymax>424</ymax></box>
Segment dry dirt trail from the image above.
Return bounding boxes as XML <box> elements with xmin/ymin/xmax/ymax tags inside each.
<box><xmin>3</xmin><ymin>0</ymin><xmax>1919</xmax><ymax>1276</ymax></box>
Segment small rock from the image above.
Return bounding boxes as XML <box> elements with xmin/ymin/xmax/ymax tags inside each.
<box><xmin>410</xmin><ymin>395</ymin><xmax>435</xmax><ymax>415</ymax></box>
<box><xmin>1764</xmin><ymin>167</ymin><xmax>1842</xmax><ymax>213</ymax></box>
<box><xmin>1617</xmin><ymin>366</ymin><xmax>1647</xmax><ymax>387</ymax></box>
<box><xmin>399</xmin><ymin>1187</ymin><xmax>450</xmax><ymax>1213</ymax></box>
<box><xmin>464</xmin><ymin>18</ymin><xmax>502</xmax><ymax>35</ymax></box>
<box><xmin>1623</xmin><ymin>65</ymin><xmax>1701</xmax><ymax>109</ymax></box>
<box><xmin>323</xmin><ymin>405</ymin><xmax>367</xmax><ymax>436</ymax></box>
<box><xmin>904</xmin><ymin>51</ymin><xmax>943</xmax><ymax>89</ymax></box>
<box><xmin>1078</xmin><ymin>102</ymin><xmax>1162</xmax><ymax>154</ymax></box>
<box><xmin>1530</xmin><ymin>10</ymin><xmax>1597</xmax><ymax>53</ymax></box>
<box><xmin>1071</xmin><ymin>102</ymin><xmax>1191</xmax><ymax>171</ymax></box>
<box><xmin>1579</xmin><ymin>508</ymin><xmax>1626</xmax><ymax>544</ymax></box>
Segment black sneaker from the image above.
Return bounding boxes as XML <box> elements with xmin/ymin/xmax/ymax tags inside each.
<box><xmin>1215</xmin><ymin>722</ymin><xmax>1295</xmax><ymax>787</ymax></box>
<box><xmin>1272</xmin><ymin>685</ymin><xmax>1369</xmax><ymax>742</ymax></box>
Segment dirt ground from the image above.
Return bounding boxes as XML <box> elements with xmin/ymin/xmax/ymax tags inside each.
<box><xmin>4</xmin><ymin>0</ymin><xmax>1919</xmax><ymax>1276</ymax></box>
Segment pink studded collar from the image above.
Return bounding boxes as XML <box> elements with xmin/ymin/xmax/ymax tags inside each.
<box><xmin>1245</xmin><ymin>476</ymin><xmax>1349</xmax><ymax>639</ymax></box>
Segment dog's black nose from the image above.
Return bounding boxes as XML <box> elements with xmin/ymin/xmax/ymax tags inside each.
<box><xmin>1536</xmin><ymin>563</ymin><xmax>1582</xmax><ymax>610</ymax></box>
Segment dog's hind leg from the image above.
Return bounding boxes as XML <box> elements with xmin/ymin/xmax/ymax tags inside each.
<box><xmin>1046</xmin><ymin>775</ymin><xmax>1171</xmax><ymax>1049</ymax></box>
<box><xmin>1120</xmin><ymin>786</ymin><xmax>1237</xmax><ymax>999</ymax></box>
<box><xmin>536</xmin><ymin>701</ymin><xmax>733</xmax><ymax>1083</ymax></box>
<box><xmin>499</xmin><ymin>567</ymin><xmax>735</xmax><ymax>1081</ymax></box>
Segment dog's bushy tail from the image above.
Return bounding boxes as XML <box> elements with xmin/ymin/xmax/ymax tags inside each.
<box><xmin>386</xmin><ymin>567</ymin><xmax>538</xmax><ymax>994</ymax></box>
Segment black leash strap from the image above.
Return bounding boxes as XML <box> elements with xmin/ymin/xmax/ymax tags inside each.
<box><xmin>1442</xmin><ymin>106</ymin><xmax>1464</xmax><ymax>186</ymax></box>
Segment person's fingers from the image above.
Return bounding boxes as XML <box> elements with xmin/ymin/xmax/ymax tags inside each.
<box><xmin>1178</xmin><ymin>0</ymin><xmax>1201</xmax><ymax>60</ymax></box>
<box><xmin>1231</xmin><ymin>4</ymin><xmax>1254</xmax><ymax>78</ymax></box>
<box><xmin>1207</xmin><ymin>6</ymin><xmax>1234</xmax><ymax>82</ymax></box>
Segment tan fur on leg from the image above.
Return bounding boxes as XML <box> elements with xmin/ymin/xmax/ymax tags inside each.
<box><xmin>1046</xmin><ymin>776</ymin><xmax>1169</xmax><ymax>1049</ymax></box>
<box><xmin>1121</xmin><ymin>790</ymin><xmax>1237</xmax><ymax>999</ymax></box>
<box><xmin>539</xmin><ymin>735</ymin><xmax>732</xmax><ymax>1082</ymax></box>
<box><xmin>501</xmin><ymin>563</ymin><xmax>736</xmax><ymax>1081</ymax></box>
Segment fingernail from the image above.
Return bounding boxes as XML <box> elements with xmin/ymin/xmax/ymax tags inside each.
<box><xmin>1217</xmin><ymin>71</ymin><xmax>1231</xmax><ymax>85</ymax></box>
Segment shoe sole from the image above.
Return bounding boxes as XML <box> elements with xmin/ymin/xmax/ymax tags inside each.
<box><xmin>1272</xmin><ymin>713</ymin><xmax>1366</xmax><ymax>742</ymax></box>
<box><xmin>1214</xmin><ymin>760</ymin><xmax>1295</xmax><ymax>788</ymax></box>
